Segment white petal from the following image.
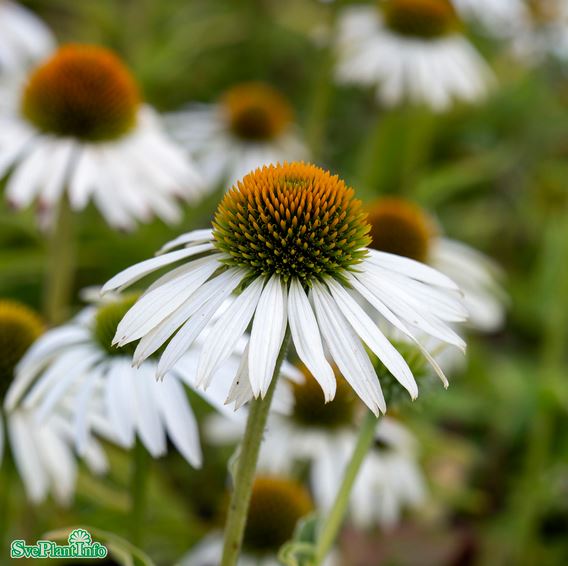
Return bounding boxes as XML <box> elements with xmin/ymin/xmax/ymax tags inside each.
<box><xmin>287</xmin><ymin>278</ymin><xmax>336</xmax><ymax>402</ymax></box>
<box><xmin>225</xmin><ymin>341</ymin><xmax>254</xmax><ymax>410</ymax></box>
<box><xmin>326</xmin><ymin>278</ymin><xmax>418</xmax><ymax>399</ymax></box>
<box><xmin>196</xmin><ymin>277</ymin><xmax>265</xmax><ymax>389</ymax></box>
<box><xmin>155</xmin><ymin>378</ymin><xmax>202</xmax><ymax>467</ymax></box>
<box><xmin>366</xmin><ymin>249</ymin><xmax>459</xmax><ymax>290</ymax></box>
<box><xmin>248</xmin><ymin>275</ymin><xmax>288</xmax><ymax>398</ymax></box>
<box><xmin>135</xmin><ymin>268</ymin><xmax>244</xmax><ymax>368</ymax></box>
<box><xmin>312</xmin><ymin>282</ymin><xmax>385</xmax><ymax>415</ymax></box>
<box><xmin>105</xmin><ymin>358</ymin><xmax>136</xmax><ymax>446</ymax></box>
<box><xmin>158</xmin><ymin>229</ymin><xmax>213</xmax><ymax>254</ymax></box>
<box><xmin>114</xmin><ymin>254</ymin><xmax>222</xmax><ymax>346</ymax></box>
<box><xmin>8</xmin><ymin>412</ymin><xmax>49</xmax><ymax>503</ymax></box>
<box><xmin>134</xmin><ymin>365</ymin><xmax>167</xmax><ymax>457</ymax></box>
<box><xmin>348</xmin><ymin>272</ymin><xmax>450</xmax><ymax>387</ymax></box>
<box><xmin>101</xmin><ymin>242</ymin><xmax>214</xmax><ymax>294</ymax></box>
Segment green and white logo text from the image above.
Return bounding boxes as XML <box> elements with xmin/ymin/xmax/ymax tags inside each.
<box><xmin>10</xmin><ymin>528</ymin><xmax>108</xmax><ymax>560</ymax></box>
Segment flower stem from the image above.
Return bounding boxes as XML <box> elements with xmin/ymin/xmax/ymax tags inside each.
<box><xmin>0</xmin><ymin>416</ymin><xmax>14</xmax><ymax>550</ymax></box>
<box><xmin>130</xmin><ymin>440</ymin><xmax>150</xmax><ymax>546</ymax></box>
<box><xmin>43</xmin><ymin>196</ymin><xmax>75</xmax><ymax>325</ymax></box>
<box><xmin>514</xmin><ymin>215</ymin><xmax>568</xmax><ymax>564</ymax></box>
<box><xmin>357</xmin><ymin>105</ymin><xmax>436</xmax><ymax>200</ymax></box>
<box><xmin>220</xmin><ymin>331</ymin><xmax>291</xmax><ymax>566</ymax></box>
<box><xmin>314</xmin><ymin>411</ymin><xmax>378</xmax><ymax>565</ymax></box>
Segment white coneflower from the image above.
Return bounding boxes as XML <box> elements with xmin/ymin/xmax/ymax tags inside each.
<box><xmin>103</xmin><ymin>162</ymin><xmax>467</xmax><ymax>416</ymax></box>
<box><xmin>0</xmin><ymin>1</ymin><xmax>54</xmax><ymax>74</ymax></box>
<box><xmin>335</xmin><ymin>0</ymin><xmax>493</xmax><ymax>112</ymax></box>
<box><xmin>511</xmin><ymin>0</ymin><xmax>568</xmax><ymax>63</ymax></box>
<box><xmin>207</xmin><ymin>366</ymin><xmax>360</xmax><ymax>503</ymax></box>
<box><xmin>451</xmin><ymin>0</ymin><xmax>527</xmax><ymax>37</ymax></box>
<box><xmin>208</xmin><ymin>368</ymin><xmax>426</xmax><ymax>530</ymax></box>
<box><xmin>0</xmin><ymin>299</ymin><xmax>107</xmax><ymax>505</ymax></box>
<box><xmin>180</xmin><ymin>476</ymin><xmax>318</xmax><ymax>566</ymax></box>
<box><xmin>0</xmin><ymin>44</ymin><xmax>203</xmax><ymax>230</ymax></box>
<box><xmin>349</xmin><ymin>417</ymin><xmax>426</xmax><ymax>529</ymax></box>
<box><xmin>5</xmin><ymin>293</ymin><xmax>247</xmax><ymax>468</ymax></box>
<box><xmin>165</xmin><ymin>82</ymin><xmax>308</xmax><ymax>189</ymax></box>
<box><xmin>366</xmin><ymin>197</ymin><xmax>506</xmax><ymax>332</ymax></box>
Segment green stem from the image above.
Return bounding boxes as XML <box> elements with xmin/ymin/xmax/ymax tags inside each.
<box><xmin>220</xmin><ymin>332</ymin><xmax>291</xmax><ymax>566</ymax></box>
<box><xmin>0</xmin><ymin>415</ymin><xmax>14</xmax><ymax>552</ymax></box>
<box><xmin>130</xmin><ymin>440</ymin><xmax>150</xmax><ymax>546</ymax></box>
<box><xmin>43</xmin><ymin>196</ymin><xmax>75</xmax><ymax>325</ymax></box>
<box><xmin>515</xmin><ymin>215</ymin><xmax>568</xmax><ymax>564</ymax></box>
<box><xmin>357</xmin><ymin>105</ymin><xmax>436</xmax><ymax>200</ymax></box>
<box><xmin>305</xmin><ymin>51</ymin><xmax>335</xmax><ymax>161</ymax></box>
<box><xmin>314</xmin><ymin>411</ymin><xmax>378</xmax><ymax>565</ymax></box>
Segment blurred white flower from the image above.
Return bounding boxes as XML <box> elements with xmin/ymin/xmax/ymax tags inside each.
<box><xmin>103</xmin><ymin>163</ymin><xmax>468</xmax><ymax>416</ymax></box>
<box><xmin>0</xmin><ymin>1</ymin><xmax>54</xmax><ymax>74</ymax></box>
<box><xmin>0</xmin><ymin>299</ymin><xmax>106</xmax><ymax>505</ymax></box>
<box><xmin>367</xmin><ymin>198</ymin><xmax>506</xmax><ymax>333</ymax></box>
<box><xmin>5</xmin><ymin>293</ymin><xmax>253</xmax><ymax>469</ymax></box>
<box><xmin>3</xmin><ymin>408</ymin><xmax>108</xmax><ymax>505</ymax></box>
<box><xmin>510</xmin><ymin>0</ymin><xmax>568</xmax><ymax>63</ymax></box>
<box><xmin>452</xmin><ymin>0</ymin><xmax>528</xmax><ymax>37</ymax></box>
<box><xmin>207</xmin><ymin>369</ymin><xmax>426</xmax><ymax>530</ymax></box>
<box><xmin>335</xmin><ymin>1</ymin><xmax>494</xmax><ymax>112</ymax></box>
<box><xmin>165</xmin><ymin>82</ymin><xmax>308</xmax><ymax>190</ymax></box>
<box><xmin>350</xmin><ymin>417</ymin><xmax>426</xmax><ymax>529</ymax></box>
<box><xmin>179</xmin><ymin>476</ymin><xmax>339</xmax><ymax>566</ymax></box>
<box><xmin>0</xmin><ymin>44</ymin><xmax>203</xmax><ymax>230</ymax></box>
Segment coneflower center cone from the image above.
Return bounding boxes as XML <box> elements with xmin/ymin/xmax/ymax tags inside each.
<box><xmin>213</xmin><ymin>162</ymin><xmax>371</xmax><ymax>285</ymax></box>
<box><xmin>222</xmin><ymin>83</ymin><xmax>293</xmax><ymax>142</ymax></box>
<box><xmin>382</xmin><ymin>0</ymin><xmax>459</xmax><ymax>39</ymax></box>
<box><xmin>22</xmin><ymin>44</ymin><xmax>140</xmax><ymax>142</ymax></box>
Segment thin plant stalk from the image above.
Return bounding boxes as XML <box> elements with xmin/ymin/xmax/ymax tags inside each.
<box><xmin>314</xmin><ymin>410</ymin><xmax>378</xmax><ymax>565</ymax></box>
<box><xmin>357</xmin><ymin>105</ymin><xmax>436</xmax><ymax>200</ymax></box>
<box><xmin>43</xmin><ymin>196</ymin><xmax>75</xmax><ymax>325</ymax></box>
<box><xmin>515</xmin><ymin>214</ymin><xmax>568</xmax><ymax>564</ymax></box>
<box><xmin>130</xmin><ymin>440</ymin><xmax>150</xmax><ymax>546</ymax></box>
<box><xmin>220</xmin><ymin>332</ymin><xmax>291</xmax><ymax>566</ymax></box>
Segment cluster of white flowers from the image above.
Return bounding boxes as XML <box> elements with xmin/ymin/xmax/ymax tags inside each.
<box><xmin>0</xmin><ymin>2</ymin><xmax>517</xmax><ymax>563</ymax></box>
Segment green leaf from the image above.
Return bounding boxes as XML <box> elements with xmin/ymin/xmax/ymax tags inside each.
<box><xmin>278</xmin><ymin>513</ymin><xmax>320</xmax><ymax>566</ymax></box>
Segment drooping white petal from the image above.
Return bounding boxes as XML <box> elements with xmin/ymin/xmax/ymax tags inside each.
<box><xmin>8</xmin><ymin>412</ymin><xmax>49</xmax><ymax>503</ymax></box>
<box><xmin>105</xmin><ymin>358</ymin><xmax>136</xmax><ymax>446</ymax></box>
<box><xmin>248</xmin><ymin>275</ymin><xmax>288</xmax><ymax>398</ymax></box>
<box><xmin>287</xmin><ymin>278</ymin><xmax>336</xmax><ymax>402</ymax></box>
<box><xmin>196</xmin><ymin>277</ymin><xmax>265</xmax><ymax>389</ymax></box>
<box><xmin>311</xmin><ymin>282</ymin><xmax>386</xmax><ymax>415</ymax></box>
<box><xmin>154</xmin><ymin>378</ymin><xmax>202</xmax><ymax>467</ymax></box>
<box><xmin>348</xmin><ymin>272</ymin><xmax>450</xmax><ymax>387</ymax></box>
<box><xmin>134</xmin><ymin>365</ymin><xmax>167</xmax><ymax>457</ymax></box>
<box><xmin>326</xmin><ymin>278</ymin><xmax>418</xmax><ymax>399</ymax></box>
<box><xmin>135</xmin><ymin>268</ymin><xmax>244</xmax><ymax>368</ymax></box>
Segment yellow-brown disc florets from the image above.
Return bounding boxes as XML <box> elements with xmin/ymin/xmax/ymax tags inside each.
<box><xmin>22</xmin><ymin>44</ymin><xmax>140</xmax><ymax>142</ymax></box>
<box><xmin>367</xmin><ymin>198</ymin><xmax>435</xmax><ymax>263</ymax></box>
<box><xmin>243</xmin><ymin>476</ymin><xmax>313</xmax><ymax>554</ymax></box>
<box><xmin>528</xmin><ymin>0</ymin><xmax>560</xmax><ymax>24</ymax></box>
<box><xmin>0</xmin><ymin>300</ymin><xmax>43</xmax><ymax>396</ymax></box>
<box><xmin>292</xmin><ymin>365</ymin><xmax>359</xmax><ymax>429</ymax></box>
<box><xmin>213</xmin><ymin>163</ymin><xmax>371</xmax><ymax>285</ymax></box>
<box><xmin>94</xmin><ymin>294</ymin><xmax>140</xmax><ymax>357</ymax></box>
<box><xmin>382</xmin><ymin>0</ymin><xmax>460</xmax><ymax>39</ymax></box>
<box><xmin>222</xmin><ymin>82</ymin><xmax>293</xmax><ymax>141</ymax></box>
